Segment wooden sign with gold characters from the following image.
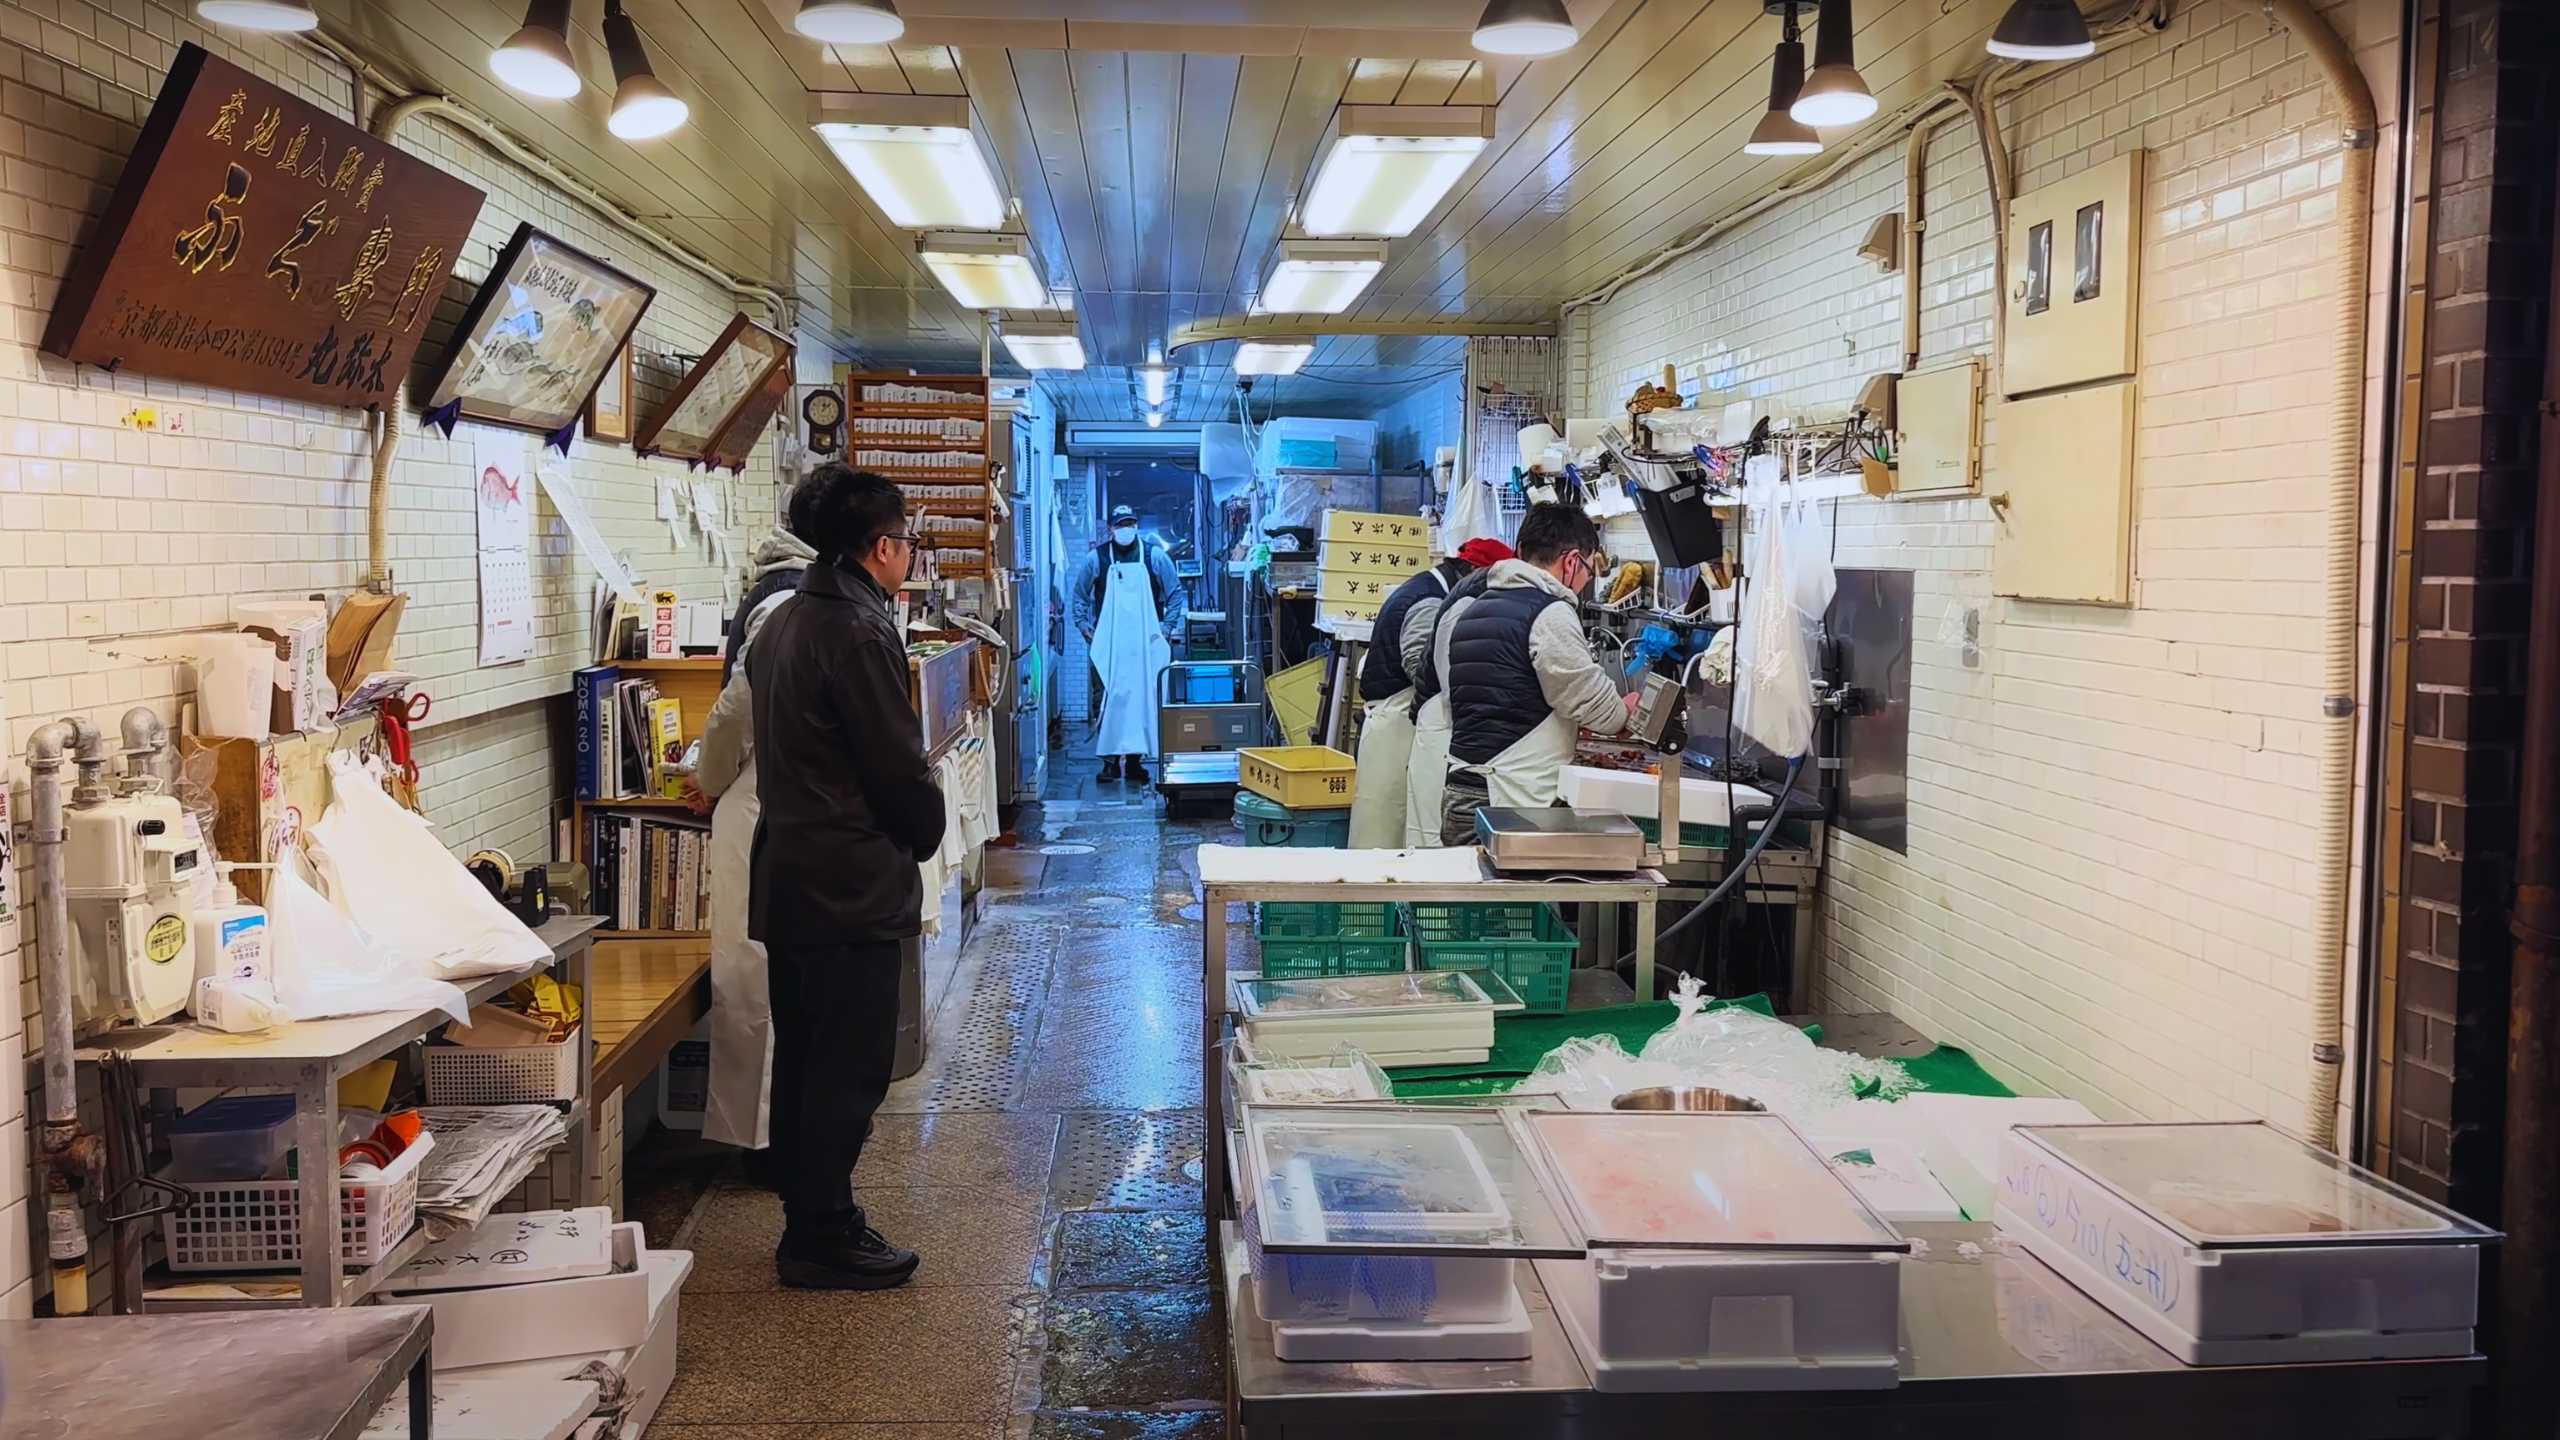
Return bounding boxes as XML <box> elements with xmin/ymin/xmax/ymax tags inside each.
<box><xmin>43</xmin><ymin>43</ymin><xmax>485</xmax><ymax>409</ymax></box>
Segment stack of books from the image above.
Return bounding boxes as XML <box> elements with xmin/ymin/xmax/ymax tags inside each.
<box><xmin>573</xmin><ymin>666</ymin><xmax>688</xmax><ymax>802</ymax></box>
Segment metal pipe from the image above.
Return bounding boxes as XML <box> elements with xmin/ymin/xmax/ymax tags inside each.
<box><xmin>2499</xmin><ymin>97</ymin><xmax>2560</xmax><ymax>1439</ymax></box>
<box><xmin>27</xmin><ymin>720</ymin><xmax>91</xmax><ymax>1315</ymax></box>
<box><xmin>1902</xmin><ymin>118</ymin><xmax>1932</xmax><ymax>373</ymax></box>
<box><xmin>2263</xmin><ymin>0</ymin><xmax>2378</xmax><ymax>1152</ymax></box>
<box><xmin>116</xmin><ymin>707</ymin><xmax>168</xmax><ymax>791</ymax></box>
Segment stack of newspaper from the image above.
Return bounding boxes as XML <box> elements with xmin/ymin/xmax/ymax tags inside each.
<box><xmin>414</xmin><ymin>1105</ymin><xmax>570</xmax><ymax>1238</ymax></box>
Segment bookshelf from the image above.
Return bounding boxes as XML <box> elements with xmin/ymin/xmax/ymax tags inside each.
<box><xmin>574</xmin><ymin>655</ymin><xmax>724</xmax><ymax>939</ymax></box>
<box><xmin>838</xmin><ymin>368</ymin><xmax>996</xmax><ymax>583</ymax></box>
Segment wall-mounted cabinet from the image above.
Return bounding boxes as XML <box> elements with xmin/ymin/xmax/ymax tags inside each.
<box><xmin>2004</xmin><ymin>150</ymin><xmax>2146</xmax><ymax>398</ymax></box>
<box><xmin>1991</xmin><ymin>380</ymin><xmax>2137</xmax><ymax>605</ymax></box>
<box><xmin>1895</xmin><ymin>358</ymin><xmax>1982</xmax><ymax>496</ymax></box>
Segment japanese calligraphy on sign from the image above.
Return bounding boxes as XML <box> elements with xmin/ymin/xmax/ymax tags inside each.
<box><xmin>42</xmin><ymin>44</ymin><xmax>484</xmax><ymax>409</ymax></box>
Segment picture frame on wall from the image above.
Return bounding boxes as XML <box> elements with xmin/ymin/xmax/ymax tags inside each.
<box><xmin>702</xmin><ymin>362</ymin><xmax>794</xmax><ymax>472</ymax></box>
<box><xmin>424</xmin><ymin>223</ymin><xmax>656</xmax><ymax>442</ymax></box>
<box><xmin>584</xmin><ymin>340</ymin><xmax>635</xmax><ymax>445</ymax></box>
<box><xmin>635</xmin><ymin>313</ymin><xmax>794</xmax><ymax>464</ymax></box>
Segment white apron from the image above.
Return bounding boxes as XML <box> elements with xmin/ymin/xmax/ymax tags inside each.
<box><xmin>1347</xmin><ymin>572</ymin><xmax>1447</xmax><ymax>848</ymax></box>
<box><xmin>701</xmin><ymin>763</ymin><xmax>769</xmax><ymax>1148</ymax></box>
<box><xmin>1092</xmin><ymin>556</ymin><xmax>1171</xmax><ymax>757</ymax></box>
<box><xmin>1403</xmin><ymin>692</ymin><xmax>1452</xmax><ymax>848</ymax></box>
<box><xmin>1451</xmin><ymin>709</ymin><xmax>1577</xmax><ymax>811</ymax></box>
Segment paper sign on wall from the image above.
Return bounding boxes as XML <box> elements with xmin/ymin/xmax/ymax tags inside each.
<box><xmin>534</xmin><ymin>462</ymin><xmax>643</xmax><ymax>605</ymax></box>
<box><xmin>472</xmin><ymin>429</ymin><xmax>534</xmax><ymax>667</ymax></box>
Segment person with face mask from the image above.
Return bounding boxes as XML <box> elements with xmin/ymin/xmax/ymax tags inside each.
<box><xmin>1070</xmin><ymin>503</ymin><xmax>1186</xmax><ymax>782</ymax></box>
<box><xmin>1440</xmin><ymin>503</ymin><xmax>1635</xmax><ymax>845</ymax></box>
<box><xmin>1345</xmin><ymin>537</ymin><xmax>1514</xmax><ymax>848</ymax></box>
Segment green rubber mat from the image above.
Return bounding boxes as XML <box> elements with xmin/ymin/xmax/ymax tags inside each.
<box><xmin>1388</xmin><ymin>993</ymin><xmax>2015</xmax><ymax>1101</ymax></box>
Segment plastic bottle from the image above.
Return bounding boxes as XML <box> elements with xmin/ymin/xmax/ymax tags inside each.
<box><xmin>191</xmin><ymin>862</ymin><xmax>269</xmax><ymax>987</ymax></box>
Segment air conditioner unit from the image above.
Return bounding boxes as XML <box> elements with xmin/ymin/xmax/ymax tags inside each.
<box><xmin>1064</xmin><ymin>421</ymin><xmax>1203</xmax><ymax>457</ymax></box>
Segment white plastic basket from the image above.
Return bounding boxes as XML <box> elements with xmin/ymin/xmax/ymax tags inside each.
<box><xmin>423</xmin><ymin>1030</ymin><xmax>580</xmax><ymax>1105</ymax></box>
<box><xmin>161</xmin><ymin>1132</ymin><xmax>430</xmax><ymax>1272</ymax></box>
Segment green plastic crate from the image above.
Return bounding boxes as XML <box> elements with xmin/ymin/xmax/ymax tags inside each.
<box><xmin>1406</xmin><ymin>901</ymin><xmax>1577</xmax><ymax>1014</ymax></box>
<box><xmin>1255</xmin><ymin>903</ymin><xmax>1410</xmax><ymax>979</ymax></box>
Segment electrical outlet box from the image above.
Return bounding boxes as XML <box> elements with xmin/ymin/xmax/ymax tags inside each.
<box><xmin>1991</xmin><ymin>380</ymin><xmax>2137</xmax><ymax>605</ymax></box>
<box><xmin>1895</xmin><ymin>358</ymin><xmax>1981</xmax><ymax>496</ymax></box>
<box><xmin>2004</xmin><ymin>150</ymin><xmax>2146</xmax><ymax>397</ymax></box>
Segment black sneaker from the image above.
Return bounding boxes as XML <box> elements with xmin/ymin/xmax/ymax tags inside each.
<box><xmin>1126</xmin><ymin>758</ymin><xmax>1150</xmax><ymax>784</ymax></box>
<box><xmin>1098</xmin><ymin>757</ymin><xmax>1123</xmax><ymax>781</ymax></box>
<box><xmin>776</xmin><ymin>1213</ymin><xmax>919</xmax><ymax>1291</ymax></box>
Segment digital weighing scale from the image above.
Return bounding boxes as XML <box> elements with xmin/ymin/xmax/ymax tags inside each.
<box><xmin>1474</xmin><ymin>807</ymin><xmax>1646</xmax><ymax>872</ymax></box>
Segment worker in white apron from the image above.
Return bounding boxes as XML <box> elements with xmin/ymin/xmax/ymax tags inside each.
<box><xmin>1086</xmin><ymin>514</ymin><xmax>1176</xmax><ymax>782</ymax></box>
<box><xmin>1405</xmin><ymin>565</ymin><xmax>1496</xmax><ymax>846</ymax></box>
<box><xmin>1349</xmin><ymin>539</ymin><xmax>1513</xmax><ymax>848</ymax></box>
<box><xmin>1440</xmin><ymin>505</ymin><xmax>1634</xmax><ymax>845</ymax></box>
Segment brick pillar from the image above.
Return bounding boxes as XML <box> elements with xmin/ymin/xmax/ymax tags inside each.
<box><xmin>2392</xmin><ymin>0</ymin><xmax>2559</xmax><ymax>1214</ymax></box>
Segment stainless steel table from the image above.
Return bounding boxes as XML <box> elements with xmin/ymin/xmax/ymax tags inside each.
<box><xmin>1198</xmin><ymin>857</ymin><xmax>1663</xmax><ymax>1220</ymax></box>
<box><xmin>0</xmin><ymin>1305</ymin><xmax>433</xmax><ymax>1440</ymax></box>
<box><xmin>80</xmin><ymin>914</ymin><xmax>602</xmax><ymax>1309</ymax></box>
<box><xmin>1220</xmin><ymin>1222</ymin><xmax>2482</xmax><ymax>1439</ymax></box>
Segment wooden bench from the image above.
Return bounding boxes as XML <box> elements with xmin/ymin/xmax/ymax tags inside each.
<box><xmin>590</xmin><ymin>938</ymin><xmax>713</xmax><ymax>1101</ymax></box>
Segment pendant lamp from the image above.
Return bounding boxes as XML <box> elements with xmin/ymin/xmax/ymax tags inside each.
<box><xmin>1744</xmin><ymin>5</ymin><xmax>1822</xmax><ymax>157</ymax></box>
<box><xmin>795</xmin><ymin>0</ymin><xmax>906</xmax><ymax>44</ymax></box>
<box><xmin>1986</xmin><ymin>0</ymin><xmax>2097</xmax><ymax>60</ymax></box>
<box><xmin>604</xmin><ymin>3</ymin><xmax>688</xmax><ymax>141</ymax></box>
<box><xmin>491</xmin><ymin>0</ymin><xmax>582</xmax><ymax>100</ymax></box>
<box><xmin>194</xmin><ymin>0</ymin><xmax>319</xmax><ymax>30</ymax></box>
<box><xmin>1791</xmin><ymin>0</ymin><xmax>1877</xmax><ymax>127</ymax></box>
<box><xmin>1471</xmin><ymin>0</ymin><xmax>1579</xmax><ymax>57</ymax></box>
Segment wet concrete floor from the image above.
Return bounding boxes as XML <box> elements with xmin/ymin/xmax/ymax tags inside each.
<box><xmin>642</xmin><ymin>742</ymin><xmax>1232</xmax><ymax>1439</ymax></box>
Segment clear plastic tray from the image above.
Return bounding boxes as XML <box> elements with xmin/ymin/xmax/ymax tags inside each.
<box><xmin>2014</xmin><ymin>1121</ymin><xmax>2498</xmax><ymax>1248</ymax></box>
<box><xmin>1235</xmin><ymin>968</ymin><xmax>1520</xmax><ymax>1020</ymax></box>
<box><xmin>1242</xmin><ymin>1104</ymin><xmax>1583</xmax><ymax>1258</ymax></box>
<box><xmin>1524</xmin><ymin>1110</ymin><xmax>1908</xmax><ymax>1253</ymax></box>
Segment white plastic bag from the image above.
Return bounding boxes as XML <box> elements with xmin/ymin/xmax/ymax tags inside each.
<box><xmin>1438</xmin><ymin>471</ymin><xmax>1505</xmax><ymax>554</ymax></box>
<box><xmin>1733</xmin><ymin>459</ymin><xmax>1816</xmax><ymax>758</ymax></box>
<box><xmin>311</xmin><ymin>752</ymin><xmax>550</xmax><ymax>980</ymax></box>
<box><xmin>266</xmin><ymin>845</ymin><xmax>469</xmax><ymax>1024</ymax></box>
<box><xmin>1781</xmin><ymin>487</ymin><xmax>1836</xmax><ymax>624</ymax></box>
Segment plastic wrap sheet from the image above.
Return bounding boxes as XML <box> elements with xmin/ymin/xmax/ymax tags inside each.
<box><xmin>1527</xmin><ymin>976</ymin><xmax>1908</xmax><ymax>1124</ymax></box>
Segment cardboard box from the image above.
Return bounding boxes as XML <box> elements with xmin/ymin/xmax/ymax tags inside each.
<box><xmin>413</xmin><ymin>1222</ymin><xmax>653</xmax><ymax>1369</ymax></box>
<box><xmin>1317</xmin><ymin>540</ymin><xmax>1433</xmax><ymax>579</ymax></box>
<box><xmin>1319</xmin><ymin>509</ymin><xmax>1430</xmax><ymax>548</ymax></box>
<box><xmin>1314</xmin><ymin>569</ymin><xmax>1397</xmax><ymax>609</ymax></box>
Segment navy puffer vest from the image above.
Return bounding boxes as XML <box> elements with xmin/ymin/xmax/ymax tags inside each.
<box><xmin>1357</xmin><ymin>560</ymin><xmax>1463</xmax><ymax>701</ymax></box>
<box><xmin>1446</xmin><ymin>581</ymin><xmax>1568</xmax><ymax>764</ymax></box>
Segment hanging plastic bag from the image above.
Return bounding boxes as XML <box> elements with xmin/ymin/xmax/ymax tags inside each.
<box><xmin>1438</xmin><ymin>471</ymin><xmax>1505</xmax><ymax>554</ymax></box>
<box><xmin>1781</xmin><ymin>487</ymin><xmax>1836</xmax><ymax>625</ymax></box>
<box><xmin>266</xmin><ymin>844</ymin><xmax>469</xmax><ymax>1024</ymax></box>
<box><xmin>1733</xmin><ymin>458</ymin><xmax>1816</xmax><ymax>758</ymax></box>
<box><xmin>311</xmin><ymin>752</ymin><xmax>551</xmax><ymax>980</ymax></box>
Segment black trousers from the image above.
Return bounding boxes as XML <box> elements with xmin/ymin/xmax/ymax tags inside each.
<box><xmin>764</xmin><ymin>940</ymin><xmax>902</xmax><ymax>1229</ymax></box>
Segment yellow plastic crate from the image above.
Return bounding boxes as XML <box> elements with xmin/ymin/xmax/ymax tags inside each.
<box><xmin>1266</xmin><ymin>659</ymin><xmax>1327</xmax><ymax>747</ymax></box>
<box><xmin>1239</xmin><ymin>745</ymin><xmax>1357</xmax><ymax>810</ymax></box>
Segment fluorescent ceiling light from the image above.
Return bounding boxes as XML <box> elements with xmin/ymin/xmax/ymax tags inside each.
<box><xmin>1234</xmin><ymin>340</ymin><xmax>1315</xmax><ymax>376</ymax></box>
<box><xmin>1138</xmin><ymin>365</ymin><xmax>1171</xmax><ymax>406</ymax></box>
<box><xmin>1002</xmin><ymin>321</ymin><xmax>1085</xmax><ymax>372</ymax></box>
<box><xmin>194</xmin><ymin>0</ymin><xmax>319</xmax><ymax>30</ymax></box>
<box><xmin>605</xmin><ymin>6</ymin><xmax>688</xmax><ymax>141</ymax></box>
<box><xmin>1258</xmin><ymin>240</ymin><xmax>1388</xmax><ymax>315</ymax></box>
<box><xmin>813</xmin><ymin>94</ymin><xmax>1009</xmax><ymax>230</ymax></box>
<box><xmin>916</xmin><ymin>232</ymin><xmax>1050</xmax><ymax>310</ymax></box>
<box><xmin>1471</xmin><ymin>0</ymin><xmax>1578</xmax><ymax>56</ymax></box>
<box><xmin>1791</xmin><ymin>0</ymin><xmax>1877</xmax><ymax>127</ymax></box>
<box><xmin>1300</xmin><ymin>106</ymin><xmax>1494</xmax><ymax>239</ymax></box>
<box><xmin>1986</xmin><ymin>0</ymin><xmax>2097</xmax><ymax>60</ymax></box>
<box><xmin>491</xmin><ymin>0</ymin><xmax>581</xmax><ymax>101</ymax></box>
<box><xmin>796</xmin><ymin>0</ymin><xmax>904</xmax><ymax>43</ymax></box>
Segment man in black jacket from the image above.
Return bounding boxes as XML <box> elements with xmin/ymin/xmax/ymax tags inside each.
<box><xmin>747</xmin><ymin>463</ymin><xmax>946</xmax><ymax>1290</ymax></box>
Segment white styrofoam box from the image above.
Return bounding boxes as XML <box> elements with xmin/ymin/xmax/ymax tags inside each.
<box><xmin>1892</xmin><ymin>1095</ymin><xmax>2097</xmax><ymax>1219</ymax></box>
<box><xmin>445</xmin><ymin>1249</ymin><xmax>693</xmax><ymax>1439</ymax></box>
<box><xmin>1560</xmin><ymin>766</ymin><xmax>1771</xmax><ymax>827</ymax></box>
<box><xmin>1270</xmin><ymin>1282</ymin><xmax>1533</xmax><ymax>1362</ymax></box>
<box><xmin>385</xmin><ymin>1207</ymin><xmax>616</xmax><ymax>1293</ymax></box>
<box><xmin>1993</xmin><ymin>1129</ymin><xmax>2481</xmax><ymax>1365</ymax></box>
<box><xmin>363</xmin><ymin>1379</ymin><xmax>599</xmax><ymax>1440</ymax></box>
<box><xmin>1536</xmin><ymin>1250</ymin><xmax>1902</xmax><ymax>1392</ymax></box>
<box><xmin>416</xmin><ymin>1223</ymin><xmax>653</xmax><ymax>1370</ymax></box>
<box><xmin>1805</xmin><ymin>1137</ymin><xmax>1964</xmax><ymax>1223</ymax></box>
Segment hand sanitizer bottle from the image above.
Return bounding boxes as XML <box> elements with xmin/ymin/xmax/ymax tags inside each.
<box><xmin>190</xmin><ymin>862</ymin><xmax>269</xmax><ymax>988</ymax></box>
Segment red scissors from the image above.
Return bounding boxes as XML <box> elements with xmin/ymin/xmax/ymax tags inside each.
<box><xmin>378</xmin><ymin>691</ymin><xmax>430</xmax><ymax>787</ymax></box>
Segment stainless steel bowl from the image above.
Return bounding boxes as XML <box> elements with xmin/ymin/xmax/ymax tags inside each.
<box><xmin>1610</xmin><ymin>1085</ymin><xmax>1766</xmax><ymax>1113</ymax></box>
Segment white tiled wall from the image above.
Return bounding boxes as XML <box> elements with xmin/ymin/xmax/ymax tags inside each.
<box><xmin>0</xmin><ymin>2</ymin><xmax>809</xmax><ymax>1303</ymax></box>
<box><xmin>1568</xmin><ymin>2</ymin><xmax>2393</xmax><ymax>1131</ymax></box>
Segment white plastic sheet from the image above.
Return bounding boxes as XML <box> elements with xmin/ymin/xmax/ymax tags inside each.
<box><xmin>266</xmin><ymin>846</ymin><xmax>470</xmax><ymax>1025</ymax></box>
<box><xmin>311</xmin><ymin>753</ymin><xmax>551</xmax><ymax>980</ymax></box>
<box><xmin>1527</xmin><ymin>976</ymin><xmax>1907</xmax><ymax>1125</ymax></box>
<box><xmin>1732</xmin><ymin>458</ymin><xmax>1816</xmax><ymax>759</ymax></box>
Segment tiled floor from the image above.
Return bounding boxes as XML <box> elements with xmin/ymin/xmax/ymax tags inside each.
<box><xmin>642</xmin><ymin>743</ymin><xmax>1230</xmax><ymax>1439</ymax></box>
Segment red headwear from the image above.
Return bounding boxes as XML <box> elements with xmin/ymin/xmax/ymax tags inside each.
<box><xmin>1456</xmin><ymin>538</ymin><xmax>1515</xmax><ymax>569</ymax></box>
